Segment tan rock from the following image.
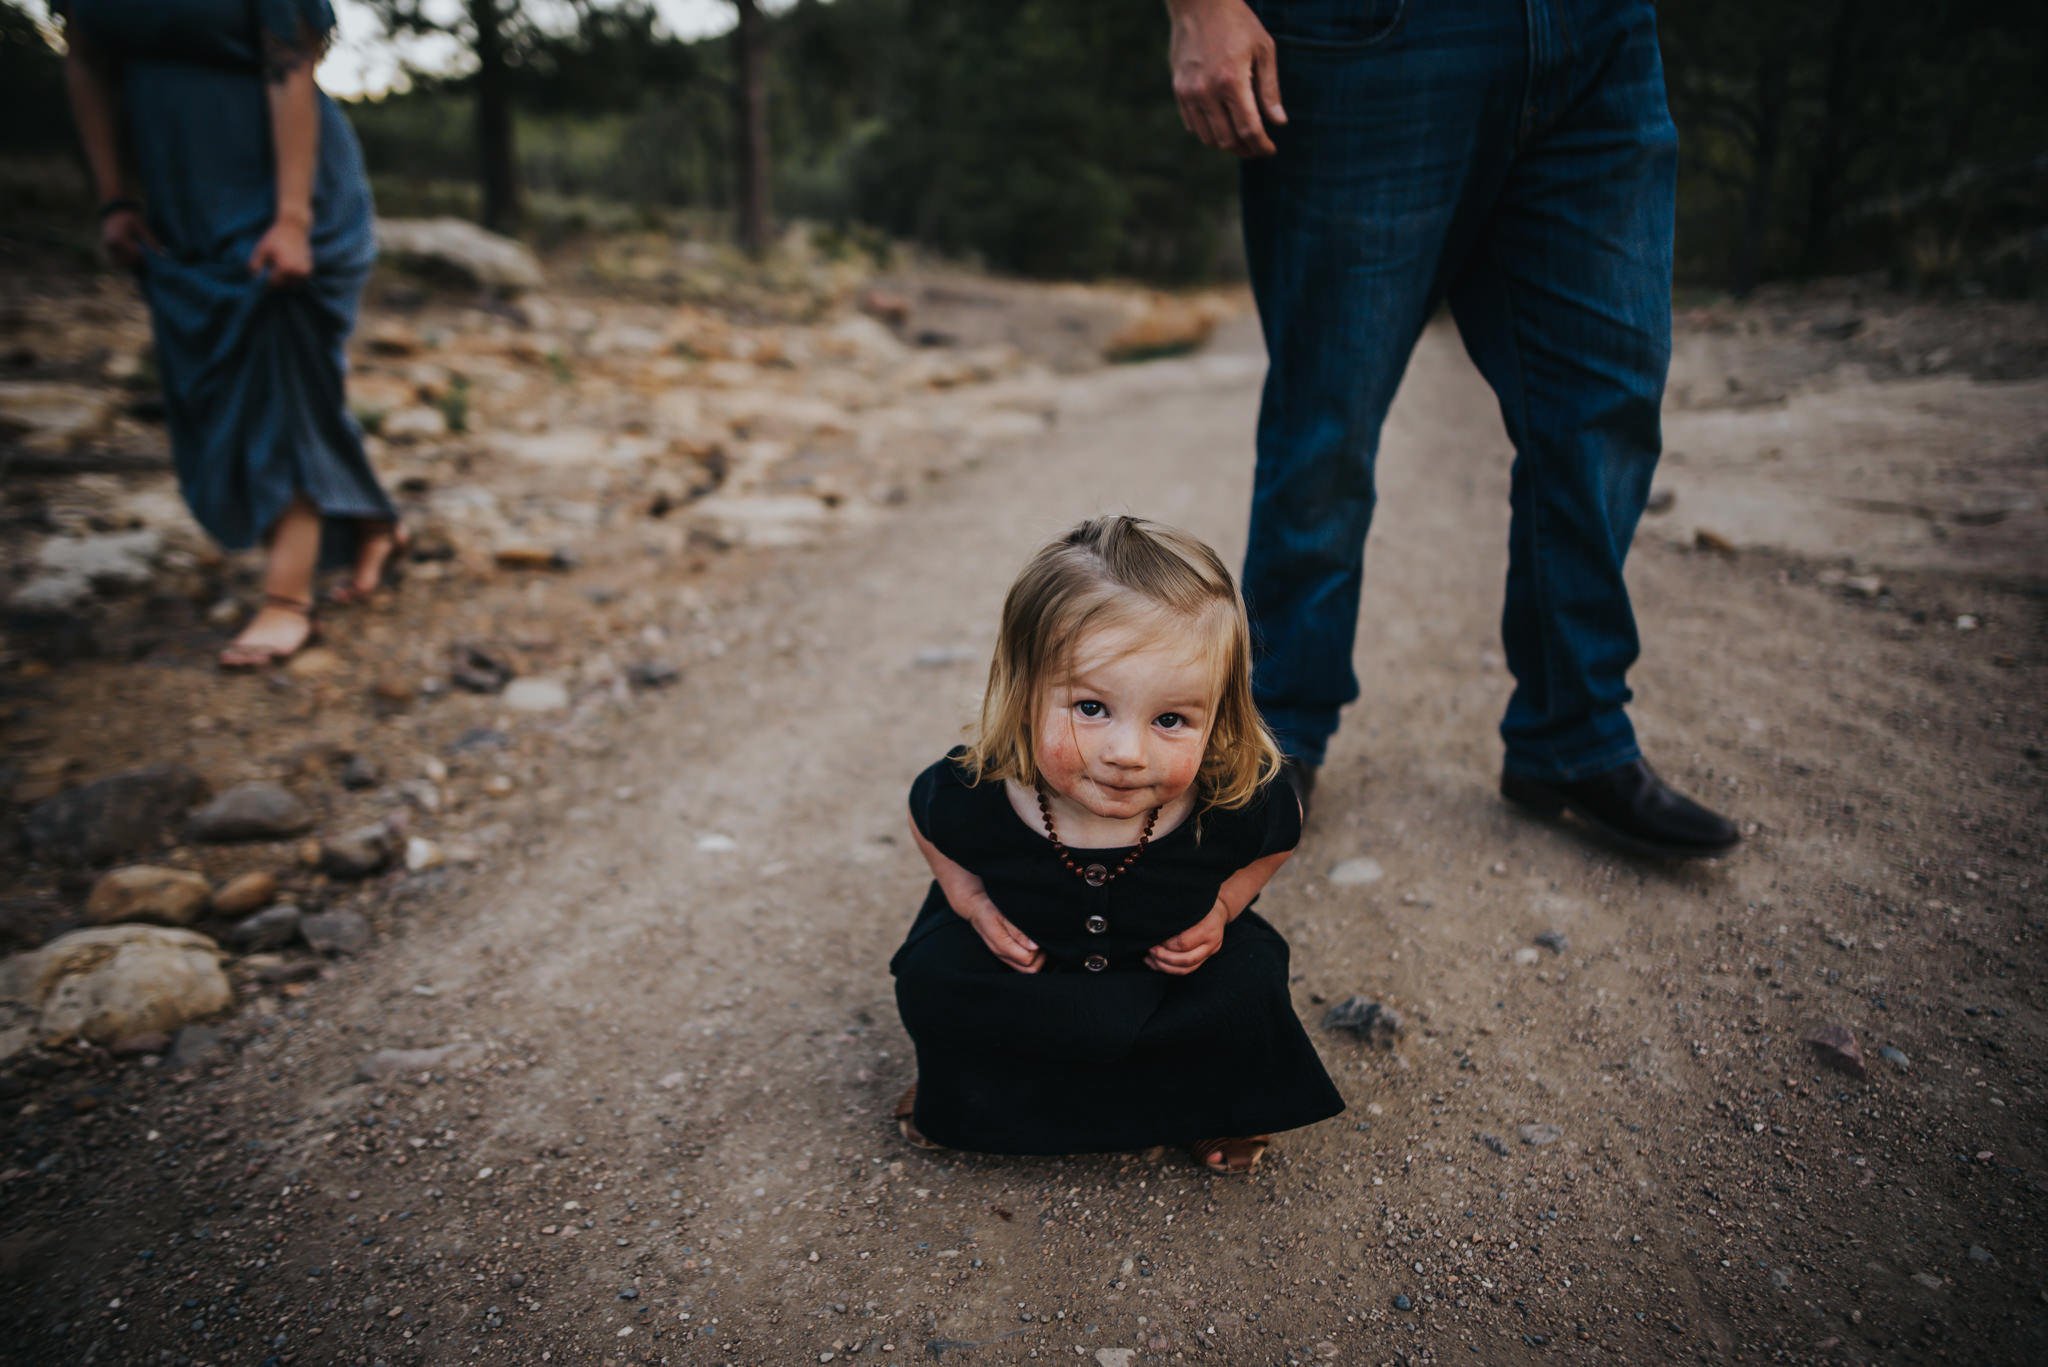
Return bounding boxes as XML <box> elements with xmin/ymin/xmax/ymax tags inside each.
<box><xmin>210</xmin><ymin>870</ymin><xmax>278</xmax><ymax>917</ymax></box>
<box><xmin>1103</xmin><ymin>298</ymin><xmax>1218</xmax><ymax>363</ymax></box>
<box><xmin>285</xmin><ymin>646</ymin><xmax>343</xmax><ymax>678</ymax></box>
<box><xmin>0</xmin><ymin>925</ymin><xmax>230</xmax><ymax>1053</ymax></box>
<box><xmin>85</xmin><ymin>866</ymin><xmax>212</xmax><ymax>926</ymax></box>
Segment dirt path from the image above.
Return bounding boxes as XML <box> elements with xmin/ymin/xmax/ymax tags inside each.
<box><xmin>3</xmin><ymin>312</ymin><xmax>2043</xmax><ymax>1366</ymax></box>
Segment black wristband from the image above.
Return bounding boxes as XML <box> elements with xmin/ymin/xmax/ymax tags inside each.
<box><xmin>97</xmin><ymin>197</ymin><xmax>142</xmax><ymax>221</ymax></box>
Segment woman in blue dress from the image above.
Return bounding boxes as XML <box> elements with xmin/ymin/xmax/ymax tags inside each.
<box><xmin>59</xmin><ymin>0</ymin><xmax>402</xmax><ymax>667</ymax></box>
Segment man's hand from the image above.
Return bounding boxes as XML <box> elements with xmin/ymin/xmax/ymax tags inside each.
<box><xmin>1167</xmin><ymin>0</ymin><xmax>1286</xmax><ymax>158</ymax></box>
<box><xmin>1147</xmin><ymin>901</ymin><xmax>1228</xmax><ymax>975</ymax></box>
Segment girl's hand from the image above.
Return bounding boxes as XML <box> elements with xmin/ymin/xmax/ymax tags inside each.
<box><xmin>100</xmin><ymin>206</ymin><xmax>156</xmax><ymax>270</ymax></box>
<box><xmin>249</xmin><ymin>213</ymin><xmax>313</xmax><ymax>287</ymax></box>
<box><xmin>1147</xmin><ymin>901</ymin><xmax>1228</xmax><ymax>975</ymax></box>
<box><xmin>967</xmin><ymin>900</ymin><xmax>1045</xmax><ymax>974</ymax></box>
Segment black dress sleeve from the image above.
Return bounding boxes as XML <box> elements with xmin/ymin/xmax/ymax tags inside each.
<box><xmin>907</xmin><ymin>747</ymin><xmax>979</xmax><ymax>864</ymax></box>
<box><xmin>1254</xmin><ymin>778</ymin><xmax>1304</xmax><ymax>860</ymax></box>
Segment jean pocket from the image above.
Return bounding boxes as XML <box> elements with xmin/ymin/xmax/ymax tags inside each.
<box><xmin>1255</xmin><ymin>0</ymin><xmax>1407</xmax><ymax>49</ymax></box>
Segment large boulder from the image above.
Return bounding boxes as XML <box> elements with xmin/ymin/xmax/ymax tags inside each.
<box><xmin>0</xmin><ymin>925</ymin><xmax>230</xmax><ymax>1059</ymax></box>
<box><xmin>85</xmin><ymin>866</ymin><xmax>212</xmax><ymax>926</ymax></box>
<box><xmin>375</xmin><ymin>217</ymin><xmax>545</xmax><ymax>292</ymax></box>
<box><xmin>23</xmin><ymin>765</ymin><xmax>209</xmax><ymax>866</ymax></box>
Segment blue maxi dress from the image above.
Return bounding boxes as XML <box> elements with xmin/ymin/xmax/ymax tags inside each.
<box><xmin>62</xmin><ymin>0</ymin><xmax>395</xmax><ymax>568</ymax></box>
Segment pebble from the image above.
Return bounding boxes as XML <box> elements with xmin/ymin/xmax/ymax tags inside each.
<box><xmin>1770</xmin><ymin>1268</ymin><xmax>1792</xmax><ymax>1291</ymax></box>
<box><xmin>1878</xmin><ymin>1045</ymin><xmax>1910</xmax><ymax>1070</ymax></box>
<box><xmin>1912</xmin><ymin>1272</ymin><xmax>1945</xmax><ymax>1292</ymax></box>
<box><xmin>1534</xmin><ymin>929</ymin><xmax>1569</xmax><ymax>954</ymax></box>
<box><xmin>301</xmin><ymin>908</ymin><xmax>372</xmax><ymax>956</ymax></box>
<box><xmin>211</xmin><ymin>870</ymin><xmax>278</xmax><ymax>916</ymax></box>
<box><xmin>1512</xmin><ymin>946</ymin><xmax>1541</xmax><ymax>965</ymax></box>
<box><xmin>1392</xmin><ymin>1294</ymin><xmax>1413</xmax><ymax>1311</ymax></box>
<box><xmin>627</xmin><ymin>660</ymin><xmax>681</xmax><ymax>689</ymax></box>
<box><xmin>404</xmin><ymin>837</ymin><xmax>444</xmax><ymax>872</ymax></box>
<box><xmin>165</xmin><ymin>1024</ymin><xmax>221</xmax><ymax>1072</ymax></box>
<box><xmin>1327</xmin><ymin>857</ymin><xmax>1383</xmax><ymax>886</ymax></box>
<box><xmin>1518</xmin><ymin>1122</ymin><xmax>1563</xmax><ymax>1147</ymax></box>
<box><xmin>1806</xmin><ymin>1023</ymin><xmax>1867</xmax><ymax>1077</ymax></box>
<box><xmin>502</xmin><ymin>677</ymin><xmax>570</xmax><ymax>713</ymax></box>
<box><xmin>321</xmin><ymin>823</ymin><xmax>397</xmax><ymax>878</ymax></box>
<box><xmin>85</xmin><ymin>865</ymin><xmax>212</xmax><ymax>926</ymax></box>
<box><xmin>226</xmin><ymin>903</ymin><xmax>303</xmax><ymax>952</ymax></box>
<box><xmin>338</xmin><ymin>754</ymin><xmax>384</xmax><ymax>790</ymax></box>
<box><xmin>451</xmin><ymin>646</ymin><xmax>514</xmax><ymax>694</ymax></box>
<box><xmin>1968</xmin><ymin>1245</ymin><xmax>1994</xmax><ymax>1263</ymax></box>
<box><xmin>1324</xmin><ymin>995</ymin><xmax>1403</xmax><ymax>1046</ymax></box>
<box><xmin>186</xmin><ymin>782</ymin><xmax>314</xmax><ymax>842</ymax></box>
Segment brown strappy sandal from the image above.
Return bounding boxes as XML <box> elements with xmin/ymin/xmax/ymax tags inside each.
<box><xmin>1190</xmin><ymin>1135</ymin><xmax>1271</xmax><ymax>1174</ymax></box>
<box><xmin>894</xmin><ymin>1084</ymin><xmax>941</xmax><ymax>1151</ymax></box>
<box><xmin>219</xmin><ymin>592</ymin><xmax>320</xmax><ymax>670</ymax></box>
<box><xmin>329</xmin><ymin>521</ymin><xmax>408</xmax><ymax>606</ymax></box>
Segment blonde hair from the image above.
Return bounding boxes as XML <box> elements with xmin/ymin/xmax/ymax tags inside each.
<box><xmin>961</xmin><ymin>516</ymin><xmax>1282</xmax><ymax>811</ymax></box>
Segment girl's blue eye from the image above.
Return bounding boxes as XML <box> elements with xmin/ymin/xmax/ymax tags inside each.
<box><xmin>1075</xmin><ymin>700</ymin><xmax>1105</xmax><ymax>717</ymax></box>
<box><xmin>1156</xmin><ymin>713</ymin><xmax>1185</xmax><ymax>730</ymax></box>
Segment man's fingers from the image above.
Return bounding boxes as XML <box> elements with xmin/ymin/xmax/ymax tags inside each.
<box><xmin>1223</xmin><ymin>76</ymin><xmax>1276</xmax><ymax>158</ymax></box>
<box><xmin>1185</xmin><ymin>95</ymin><xmax>1229</xmax><ymax>153</ymax></box>
<box><xmin>1254</xmin><ymin>44</ymin><xmax>1287</xmax><ymax>128</ymax></box>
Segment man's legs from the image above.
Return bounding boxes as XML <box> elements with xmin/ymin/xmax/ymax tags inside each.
<box><xmin>1444</xmin><ymin>0</ymin><xmax>1676</xmax><ymax>783</ymax></box>
<box><xmin>1240</xmin><ymin>0</ymin><xmax>1526</xmax><ymax>767</ymax></box>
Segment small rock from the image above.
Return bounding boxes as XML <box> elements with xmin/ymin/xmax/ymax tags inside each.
<box><xmin>1323</xmin><ymin>995</ymin><xmax>1403</xmax><ymax>1046</ymax></box>
<box><xmin>1327</xmin><ymin>857</ymin><xmax>1384</xmax><ymax>886</ymax></box>
<box><xmin>1644</xmin><ymin>488</ymin><xmax>1676</xmax><ymax>515</ymax></box>
<box><xmin>1968</xmin><ymin>1245</ymin><xmax>1994</xmax><ymax>1264</ymax></box>
<box><xmin>627</xmin><ymin>660</ymin><xmax>681</xmax><ymax>689</ymax></box>
<box><xmin>338</xmin><ymin>755</ymin><xmax>383</xmax><ymax>790</ymax></box>
<box><xmin>251</xmin><ymin>955</ymin><xmax>322</xmax><ymax>986</ymax></box>
<box><xmin>1093</xmin><ymin>1351</ymin><xmax>1136</xmax><ymax>1367</ymax></box>
<box><xmin>1911</xmin><ymin>1272</ymin><xmax>1945</xmax><ymax>1292</ymax></box>
<box><xmin>85</xmin><ymin>866</ymin><xmax>212</xmax><ymax>927</ymax></box>
<box><xmin>1480</xmin><ymin>1132</ymin><xmax>1509</xmax><ymax>1157</ymax></box>
<box><xmin>1878</xmin><ymin>1045</ymin><xmax>1910</xmax><ymax>1070</ymax></box>
<box><xmin>403</xmin><ymin>837</ymin><xmax>443</xmax><ymax>873</ymax></box>
<box><xmin>379</xmin><ymin>405</ymin><xmax>448</xmax><ymax>442</ymax></box>
<box><xmin>1842</xmin><ymin>574</ymin><xmax>1885</xmax><ymax>598</ymax></box>
<box><xmin>109</xmin><ymin>1030</ymin><xmax>171</xmax><ymax>1057</ymax></box>
<box><xmin>186</xmin><ymin>782</ymin><xmax>313</xmax><ymax>842</ymax></box>
<box><xmin>300</xmin><ymin>909</ymin><xmax>371</xmax><ymax>957</ymax></box>
<box><xmin>1518</xmin><ymin>1123</ymin><xmax>1563</xmax><ymax>1147</ymax></box>
<box><xmin>1393</xmin><ymin>1294</ymin><xmax>1413</xmax><ymax>1312</ymax></box>
<box><xmin>36</xmin><ymin>528</ymin><xmax>163</xmax><ymax>590</ymax></box>
<box><xmin>24</xmin><ymin>764</ymin><xmax>209</xmax><ymax>865</ymax></box>
<box><xmin>225</xmin><ymin>904</ymin><xmax>302</xmax><ymax>953</ymax></box>
<box><xmin>451</xmin><ymin>646</ymin><xmax>514</xmax><ymax>694</ymax></box>
<box><xmin>492</xmin><ymin>544</ymin><xmax>571</xmax><ymax>571</ymax></box>
<box><xmin>356</xmin><ymin>1042</ymin><xmax>481</xmax><ymax>1082</ymax></box>
<box><xmin>1811</xmin><ymin>312</ymin><xmax>1865</xmax><ymax>341</ymax></box>
<box><xmin>165</xmin><ymin>1024</ymin><xmax>221</xmax><ymax>1071</ymax></box>
<box><xmin>210</xmin><ymin>870</ymin><xmax>278</xmax><ymax>917</ymax></box>
<box><xmin>320</xmin><ymin>824</ymin><xmax>395</xmax><ymax>879</ymax></box>
<box><xmin>1693</xmin><ymin>528</ymin><xmax>1737</xmax><ymax>557</ymax></box>
<box><xmin>1512</xmin><ymin>946</ymin><xmax>1542</xmax><ymax>965</ymax></box>
<box><xmin>501</xmin><ymin>677</ymin><xmax>570</xmax><ymax>713</ymax></box>
<box><xmin>696</xmin><ymin>833</ymin><xmax>737</xmax><ymax>853</ymax></box>
<box><xmin>371</xmin><ymin>677</ymin><xmax>418</xmax><ymax>706</ymax></box>
<box><xmin>1806</xmin><ymin>1023</ymin><xmax>1867</xmax><ymax>1078</ymax></box>
<box><xmin>448</xmin><ymin>726</ymin><xmax>512</xmax><ymax>754</ymax></box>
<box><xmin>284</xmin><ymin>646</ymin><xmax>343</xmax><ymax>678</ymax></box>
<box><xmin>1534</xmin><ymin>929</ymin><xmax>1569</xmax><ymax>954</ymax></box>
<box><xmin>482</xmin><ymin>774</ymin><xmax>517</xmax><ymax>798</ymax></box>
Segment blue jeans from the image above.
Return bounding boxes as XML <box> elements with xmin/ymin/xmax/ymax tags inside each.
<box><xmin>1240</xmin><ymin>0</ymin><xmax>1678</xmax><ymax>782</ymax></box>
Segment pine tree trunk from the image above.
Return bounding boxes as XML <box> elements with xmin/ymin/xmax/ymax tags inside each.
<box><xmin>732</xmin><ymin>0</ymin><xmax>771</xmax><ymax>257</ymax></box>
<box><xmin>472</xmin><ymin>0</ymin><xmax>521</xmax><ymax>233</ymax></box>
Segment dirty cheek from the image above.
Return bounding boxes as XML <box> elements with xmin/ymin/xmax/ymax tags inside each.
<box><xmin>1036</xmin><ymin>722</ymin><xmax>1085</xmax><ymax>791</ymax></box>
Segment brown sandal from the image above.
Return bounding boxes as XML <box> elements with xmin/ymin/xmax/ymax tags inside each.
<box><xmin>219</xmin><ymin>592</ymin><xmax>320</xmax><ymax>670</ymax></box>
<box><xmin>894</xmin><ymin>1085</ymin><xmax>941</xmax><ymax>1151</ymax></box>
<box><xmin>1191</xmin><ymin>1135</ymin><xmax>1270</xmax><ymax>1174</ymax></box>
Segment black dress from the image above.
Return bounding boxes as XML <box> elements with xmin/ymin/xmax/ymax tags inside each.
<box><xmin>891</xmin><ymin>749</ymin><xmax>1345</xmax><ymax>1155</ymax></box>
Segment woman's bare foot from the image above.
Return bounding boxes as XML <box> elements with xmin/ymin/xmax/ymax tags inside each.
<box><xmin>220</xmin><ymin>594</ymin><xmax>317</xmax><ymax>670</ymax></box>
<box><xmin>1191</xmin><ymin>1135</ymin><xmax>1270</xmax><ymax>1174</ymax></box>
<box><xmin>330</xmin><ymin>521</ymin><xmax>405</xmax><ymax>605</ymax></box>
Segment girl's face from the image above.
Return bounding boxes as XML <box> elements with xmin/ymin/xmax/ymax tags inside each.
<box><xmin>1034</xmin><ymin>618</ymin><xmax>1218</xmax><ymax>823</ymax></box>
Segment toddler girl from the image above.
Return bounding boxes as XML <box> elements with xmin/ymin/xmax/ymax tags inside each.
<box><xmin>891</xmin><ymin>516</ymin><xmax>1343</xmax><ymax>1172</ymax></box>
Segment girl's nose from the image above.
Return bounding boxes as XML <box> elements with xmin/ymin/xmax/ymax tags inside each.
<box><xmin>1100</xmin><ymin>723</ymin><xmax>1145</xmax><ymax>766</ymax></box>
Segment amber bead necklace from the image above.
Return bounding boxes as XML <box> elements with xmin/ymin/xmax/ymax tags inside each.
<box><xmin>1036</xmin><ymin>788</ymin><xmax>1159</xmax><ymax>887</ymax></box>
